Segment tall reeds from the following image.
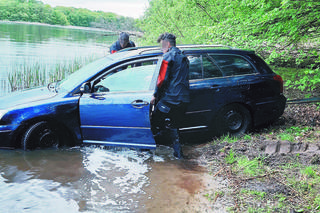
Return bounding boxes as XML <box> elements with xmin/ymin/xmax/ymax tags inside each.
<box><xmin>7</xmin><ymin>56</ymin><xmax>96</xmax><ymax>92</ymax></box>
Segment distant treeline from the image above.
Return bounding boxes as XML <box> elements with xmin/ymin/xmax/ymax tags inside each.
<box><xmin>0</xmin><ymin>0</ymin><xmax>138</xmax><ymax>31</ymax></box>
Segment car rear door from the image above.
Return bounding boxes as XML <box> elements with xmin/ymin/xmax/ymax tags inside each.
<box><xmin>79</xmin><ymin>58</ymin><xmax>160</xmax><ymax>149</ymax></box>
<box><xmin>208</xmin><ymin>54</ymin><xmax>260</xmax><ymax>102</ymax></box>
<box><xmin>181</xmin><ymin>54</ymin><xmax>231</xmax><ymax>132</ymax></box>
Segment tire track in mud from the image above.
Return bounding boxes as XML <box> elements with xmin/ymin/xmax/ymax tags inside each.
<box><xmin>263</xmin><ymin>140</ymin><xmax>320</xmax><ymax>155</ymax></box>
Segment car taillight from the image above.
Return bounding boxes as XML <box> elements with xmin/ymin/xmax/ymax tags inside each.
<box><xmin>273</xmin><ymin>74</ymin><xmax>283</xmax><ymax>93</ymax></box>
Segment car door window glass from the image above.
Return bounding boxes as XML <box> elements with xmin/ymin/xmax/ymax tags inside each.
<box><xmin>95</xmin><ymin>64</ymin><xmax>156</xmax><ymax>92</ymax></box>
<box><xmin>209</xmin><ymin>55</ymin><xmax>255</xmax><ymax>76</ymax></box>
<box><xmin>188</xmin><ymin>55</ymin><xmax>202</xmax><ymax>80</ymax></box>
<box><xmin>202</xmin><ymin>56</ymin><xmax>223</xmax><ymax>78</ymax></box>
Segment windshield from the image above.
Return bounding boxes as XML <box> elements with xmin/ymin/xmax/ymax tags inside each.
<box><xmin>58</xmin><ymin>57</ymin><xmax>113</xmax><ymax>92</ymax></box>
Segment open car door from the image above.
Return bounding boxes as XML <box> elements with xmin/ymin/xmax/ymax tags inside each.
<box><xmin>79</xmin><ymin>58</ymin><xmax>161</xmax><ymax>149</ymax></box>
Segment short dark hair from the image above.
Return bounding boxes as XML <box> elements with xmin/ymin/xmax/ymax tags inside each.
<box><xmin>119</xmin><ymin>32</ymin><xmax>129</xmax><ymax>41</ymax></box>
<box><xmin>157</xmin><ymin>32</ymin><xmax>176</xmax><ymax>46</ymax></box>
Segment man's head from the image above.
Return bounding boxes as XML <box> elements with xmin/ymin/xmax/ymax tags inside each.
<box><xmin>157</xmin><ymin>33</ymin><xmax>176</xmax><ymax>53</ymax></box>
<box><xmin>119</xmin><ymin>32</ymin><xmax>130</xmax><ymax>48</ymax></box>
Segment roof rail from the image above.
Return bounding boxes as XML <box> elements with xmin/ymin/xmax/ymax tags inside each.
<box><xmin>116</xmin><ymin>44</ymin><xmax>237</xmax><ymax>55</ymax></box>
<box><xmin>117</xmin><ymin>46</ymin><xmax>158</xmax><ymax>53</ymax></box>
<box><xmin>177</xmin><ymin>44</ymin><xmax>236</xmax><ymax>49</ymax></box>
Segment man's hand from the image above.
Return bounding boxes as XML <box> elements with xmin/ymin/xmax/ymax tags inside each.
<box><xmin>150</xmin><ymin>96</ymin><xmax>156</xmax><ymax>105</ymax></box>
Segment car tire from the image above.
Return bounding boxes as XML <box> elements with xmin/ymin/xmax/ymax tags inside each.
<box><xmin>22</xmin><ymin>121</ymin><xmax>60</xmax><ymax>150</ymax></box>
<box><xmin>215</xmin><ymin>104</ymin><xmax>251</xmax><ymax>137</ymax></box>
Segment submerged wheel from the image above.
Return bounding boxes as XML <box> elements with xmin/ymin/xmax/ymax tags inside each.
<box><xmin>22</xmin><ymin>121</ymin><xmax>60</xmax><ymax>150</ymax></box>
<box><xmin>215</xmin><ymin>104</ymin><xmax>251</xmax><ymax>137</ymax></box>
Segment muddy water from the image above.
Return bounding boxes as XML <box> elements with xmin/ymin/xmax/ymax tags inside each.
<box><xmin>0</xmin><ymin>145</ymin><xmax>211</xmax><ymax>212</ymax></box>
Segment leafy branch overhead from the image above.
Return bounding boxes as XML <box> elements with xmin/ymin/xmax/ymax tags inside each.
<box><xmin>138</xmin><ymin>0</ymin><xmax>320</xmax><ymax>92</ymax></box>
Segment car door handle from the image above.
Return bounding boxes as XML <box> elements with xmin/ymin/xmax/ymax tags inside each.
<box><xmin>131</xmin><ymin>100</ymin><xmax>149</xmax><ymax>108</ymax></box>
<box><xmin>210</xmin><ymin>85</ymin><xmax>220</xmax><ymax>92</ymax></box>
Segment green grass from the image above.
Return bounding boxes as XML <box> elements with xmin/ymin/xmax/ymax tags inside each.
<box><xmin>276</xmin><ymin>126</ymin><xmax>313</xmax><ymax>142</ymax></box>
<box><xmin>236</xmin><ymin>156</ymin><xmax>264</xmax><ymax>176</ymax></box>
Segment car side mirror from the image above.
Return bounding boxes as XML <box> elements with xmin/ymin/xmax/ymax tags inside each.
<box><xmin>80</xmin><ymin>82</ymin><xmax>91</xmax><ymax>94</ymax></box>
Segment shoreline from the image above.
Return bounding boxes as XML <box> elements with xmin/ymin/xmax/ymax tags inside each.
<box><xmin>0</xmin><ymin>20</ymin><xmax>144</xmax><ymax>37</ymax></box>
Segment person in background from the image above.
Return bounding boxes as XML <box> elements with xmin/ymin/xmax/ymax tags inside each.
<box><xmin>109</xmin><ymin>32</ymin><xmax>135</xmax><ymax>54</ymax></box>
<box><xmin>151</xmin><ymin>32</ymin><xmax>190</xmax><ymax>159</ymax></box>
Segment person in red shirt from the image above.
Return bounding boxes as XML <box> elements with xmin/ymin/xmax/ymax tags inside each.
<box><xmin>151</xmin><ymin>33</ymin><xmax>190</xmax><ymax>159</ymax></box>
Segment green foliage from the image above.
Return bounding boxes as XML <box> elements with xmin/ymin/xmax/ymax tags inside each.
<box><xmin>225</xmin><ymin>149</ymin><xmax>236</xmax><ymax>164</ymax></box>
<box><xmin>220</xmin><ymin>134</ymin><xmax>238</xmax><ymax>143</ymax></box>
<box><xmin>237</xmin><ymin>156</ymin><xmax>263</xmax><ymax>176</ymax></box>
<box><xmin>287</xmin><ymin>68</ymin><xmax>320</xmax><ymax>95</ymax></box>
<box><xmin>301</xmin><ymin>166</ymin><xmax>319</xmax><ymax>178</ymax></box>
<box><xmin>277</xmin><ymin>126</ymin><xmax>312</xmax><ymax>141</ymax></box>
<box><xmin>241</xmin><ymin>189</ymin><xmax>266</xmax><ymax>200</ymax></box>
<box><xmin>139</xmin><ymin>0</ymin><xmax>320</xmax><ymax>90</ymax></box>
<box><xmin>0</xmin><ymin>0</ymin><xmax>138</xmax><ymax>31</ymax></box>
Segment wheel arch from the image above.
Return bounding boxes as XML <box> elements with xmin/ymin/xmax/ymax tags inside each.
<box><xmin>12</xmin><ymin>115</ymin><xmax>77</xmax><ymax>148</ymax></box>
<box><xmin>210</xmin><ymin>102</ymin><xmax>254</xmax><ymax>137</ymax></box>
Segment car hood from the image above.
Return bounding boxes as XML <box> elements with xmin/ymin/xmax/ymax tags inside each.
<box><xmin>0</xmin><ymin>87</ymin><xmax>58</xmax><ymax>109</ymax></box>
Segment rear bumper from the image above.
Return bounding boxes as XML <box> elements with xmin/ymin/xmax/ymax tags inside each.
<box><xmin>253</xmin><ymin>95</ymin><xmax>286</xmax><ymax>126</ymax></box>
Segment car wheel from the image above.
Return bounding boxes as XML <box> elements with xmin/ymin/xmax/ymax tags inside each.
<box><xmin>22</xmin><ymin>121</ymin><xmax>60</xmax><ymax>150</ymax></box>
<box><xmin>215</xmin><ymin>104</ymin><xmax>251</xmax><ymax>137</ymax></box>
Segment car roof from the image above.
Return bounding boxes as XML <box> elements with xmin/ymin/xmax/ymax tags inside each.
<box><xmin>116</xmin><ymin>44</ymin><xmax>255</xmax><ymax>58</ymax></box>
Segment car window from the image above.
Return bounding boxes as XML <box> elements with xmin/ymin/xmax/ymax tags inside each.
<box><xmin>95</xmin><ymin>64</ymin><xmax>156</xmax><ymax>92</ymax></box>
<box><xmin>202</xmin><ymin>55</ymin><xmax>223</xmax><ymax>78</ymax></box>
<box><xmin>58</xmin><ymin>57</ymin><xmax>112</xmax><ymax>92</ymax></box>
<box><xmin>209</xmin><ymin>54</ymin><xmax>255</xmax><ymax>76</ymax></box>
<box><xmin>188</xmin><ymin>55</ymin><xmax>202</xmax><ymax>80</ymax></box>
<box><xmin>188</xmin><ymin>55</ymin><xmax>222</xmax><ymax>80</ymax></box>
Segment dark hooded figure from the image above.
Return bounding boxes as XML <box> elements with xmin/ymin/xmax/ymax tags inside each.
<box><xmin>151</xmin><ymin>32</ymin><xmax>190</xmax><ymax>159</ymax></box>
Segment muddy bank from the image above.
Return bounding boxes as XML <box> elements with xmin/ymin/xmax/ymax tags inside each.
<box><xmin>186</xmin><ymin>98</ymin><xmax>320</xmax><ymax>212</ymax></box>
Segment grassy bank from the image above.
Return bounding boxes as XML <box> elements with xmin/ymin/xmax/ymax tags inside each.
<box><xmin>195</xmin><ymin>83</ymin><xmax>320</xmax><ymax>212</ymax></box>
<box><xmin>199</xmin><ymin>124</ymin><xmax>320</xmax><ymax>212</ymax></box>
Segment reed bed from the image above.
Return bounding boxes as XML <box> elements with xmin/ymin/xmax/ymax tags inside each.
<box><xmin>7</xmin><ymin>56</ymin><xmax>96</xmax><ymax>92</ymax></box>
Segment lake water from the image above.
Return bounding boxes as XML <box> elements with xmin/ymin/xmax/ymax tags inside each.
<box><xmin>0</xmin><ymin>146</ymin><xmax>212</xmax><ymax>213</ymax></box>
<box><xmin>0</xmin><ymin>22</ymin><xmax>213</xmax><ymax>212</ymax></box>
<box><xmin>0</xmin><ymin>21</ymin><xmax>118</xmax><ymax>96</ymax></box>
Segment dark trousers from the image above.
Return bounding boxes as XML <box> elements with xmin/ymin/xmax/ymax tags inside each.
<box><xmin>150</xmin><ymin>100</ymin><xmax>187</xmax><ymax>158</ymax></box>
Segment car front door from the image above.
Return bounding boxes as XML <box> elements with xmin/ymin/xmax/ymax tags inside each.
<box><xmin>79</xmin><ymin>58</ymin><xmax>160</xmax><ymax>149</ymax></box>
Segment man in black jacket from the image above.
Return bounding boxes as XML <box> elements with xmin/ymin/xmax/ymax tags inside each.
<box><xmin>109</xmin><ymin>32</ymin><xmax>135</xmax><ymax>54</ymax></box>
<box><xmin>151</xmin><ymin>33</ymin><xmax>190</xmax><ymax>158</ymax></box>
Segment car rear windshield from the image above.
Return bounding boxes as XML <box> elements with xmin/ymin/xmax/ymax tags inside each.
<box><xmin>246</xmin><ymin>53</ymin><xmax>274</xmax><ymax>74</ymax></box>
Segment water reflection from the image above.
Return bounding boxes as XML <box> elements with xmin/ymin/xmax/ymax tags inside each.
<box><xmin>0</xmin><ymin>22</ymin><xmax>118</xmax><ymax>96</ymax></box>
<box><xmin>0</xmin><ymin>146</ymin><xmax>208</xmax><ymax>212</ymax></box>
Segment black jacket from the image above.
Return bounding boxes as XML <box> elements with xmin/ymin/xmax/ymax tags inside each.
<box><xmin>154</xmin><ymin>46</ymin><xmax>190</xmax><ymax>105</ymax></box>
<box><xmin>109</xmin><ymin>40</ymin><xmax>135</xmax><ymax>54</ymax></box>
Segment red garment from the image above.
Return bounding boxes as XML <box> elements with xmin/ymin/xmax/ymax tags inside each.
<box><xmin>157</xmin><ymin>60</ymin><xmax>169</xmax><ymax>87</ymax></box>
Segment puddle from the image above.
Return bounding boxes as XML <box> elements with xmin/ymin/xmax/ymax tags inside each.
<box><xmin>0</xmin><ymin>145</ymin><xmax>218</xmax><ymax>212</ymax></box>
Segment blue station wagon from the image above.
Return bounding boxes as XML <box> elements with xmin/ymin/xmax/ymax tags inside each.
<box><xmin>0</xmin><ymin>45</ymin><xmax>286</xmax><ymax>150</ymax></box>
